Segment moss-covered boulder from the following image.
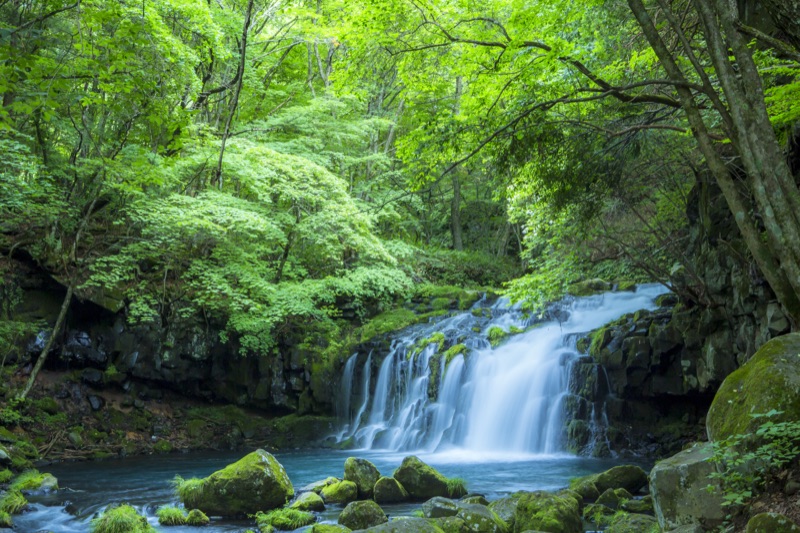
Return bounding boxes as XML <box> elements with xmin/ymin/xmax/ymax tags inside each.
<box><xmin>568</xmin><ymin>279</ymin><xmax>612</xmax><ymax>296</ymax></box>
<box><xmin>567</xmin><ymin>479</ymin><xmax>599</xmax><ymax>501</ymax></box>
<box><xmin>91</xmin><ymin>504</ymin><xmax>156</xmax><ymax>533</ymax></box>
<box><xmin>360</xmin><ymin>517</ymin><xmax>445</xmax><ymax>533</ymax></box>
<box><xmin>321</xmin><ymin>480</ymin><xmax>358</xmax><ymax>504</ymax></box>
<box><xmin>595</xmin><ymin>488</ymin><xmax>632</xmax><ymax>510</ymax></box>
<box><xmin>649</xmin><ymin>443</ymin><xmax>725</xmax><ymax>530</ymax></box>
<box><xmin>707</xmin><ymin>333</ymin><xmax>800</xmax><ymax>443</ymax></box>
<box><xmin>177</xmin><ymin>449</ymin><xmax>294</xmax><ymax>516</ymax></box>
<box><xmin>301</xmin><ymin>477</ymin><xmax>340</xmax><ymax>493</ymax></box>
<box><xmin>434</xmin><ymin>516</ymin><xmax>467</xmax><ymax>533</ymax></box>
<box><xmin>592</xmin><ymin>465</ymin><xmax>648</xmax><ymax>494</ymax></box>
<box><xmin>291</xmin><ymin>491</ymin><xmax>326</xmax><ymax>511</ymax></box>
<box><xmin>338</xmin><ymin>500</ymin><xmax>388</xmax><ymax>530</ymax></box>
<box><xmin>455</xmin><ymin>502</ymin><xmax>508</xmax><ymax>533</ymax></box>
<box><xmin>0</xmin><ymin>489</ymin><xmax>27</xmax><ymax>515</ymax></box>
<box><xmin>312</xmin><ymin>524</ymin><xmax>352</xmax><ymax>533</ymax></box>
<box><xmin>582</xmin><ymin>503</ymin><xmax>615</xmax><ymax>528</ymax></box>
<box><xmin>11</xmin><ymin>469</ymin><xmax>58</xmax><ymax>492</ymax></box>
<box><xmin>513</xmin><ymin>491</ymin><xmax>581</xmax><ymax>533</ymax></box>
<box><xmin>746</xmin><ymin>513</ymin><xmax>800</xmax><ymax>533</ymax></box>
<box><xmin>487</xmin><ymin>494</ymin><xmax>523</xmax><ymax>530</ymax></box>
<box><xmin>186</xmin><ymin>509</ymin><xmax>210</xmax><ymax>526</ymax></box>
<box><xmin>393</xmin><ymin>456</ymin><xmax>449</xmax><ymax>500</ymax></box>
<box><xmin>257</xmin><ymin>508</ymin><xmax>317</xmax><ymax>530</ymax></box>
<box><xmin>620</xmin><ymin>496</ymin><xmax>653</xmax><ymax>514</ymax></box>
<box><xmin>605</xmin><ymin>513</ymin><xmax>658</xmax><ymax>533</ymax></box>
<box><xmin>422</xmin><ymin>497</ymin><xmax>459</xmax><ymax>518</ymax></box>
<box><xmin>344</xmin><ymin>457</ymin><xmax>381</xmax><ymax>499</ymax></box>
<box><xmin>374</xmin><ymin>476</ymin><xmax>409</xmax><ymax>504</ymax></box>
<box><xmin>460</xmin><ymin>494</ymin><xmax>489</xmax><ymax>506</ymax></box>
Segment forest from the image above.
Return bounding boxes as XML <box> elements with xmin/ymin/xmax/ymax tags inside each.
<box><xmin>0</xmin><ymin>0</ymin><xmax>799</xmax><ymax>531</ymax></box>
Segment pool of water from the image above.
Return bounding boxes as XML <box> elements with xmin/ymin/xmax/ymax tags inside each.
<box><xmin>14</xmin><ymin>448</ymin><xmax>648</xmax><ymax>531</ymax></box>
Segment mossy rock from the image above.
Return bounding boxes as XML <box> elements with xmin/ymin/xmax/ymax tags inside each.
<box><xmin>374</xmin><ymin>476</ymin><xmax>409</xmax><ymax>504</ymax></box>
<box><xmin>707</xmin><ymin>333</ymin><xmax>800</xmax><ymax>443</ymax></box>
<box><xmin>359</xmin><ymin>309</ymin><xmax>420</xmax><ymax>343</ymax></box>
<box><xmin>487</xmin><ymin>494</ymin><xmax>523</xmax><ymax>530</ymax></box>
<box><xmin>568</xmin><ymin>279</ymin><xmax>611</xmax><ymax>296</ymax></box>
<box><xmin>344</xmin><ymin>457</ymin><xmax>381</xmax><ymax>499</ymax></box>
<box><xmin>620</xmin><ymin>496</ymin><xmax>653</xmax><ymax>514</ymax></box>
<box><xmin>605</xmin><ymin>513</ymin><xmax>659</xmax><ymax>533</ymax></box>
<box><xmin>321</xmin><ymin>480</ymin><xmax>358</xmax><ymax>504</ymax></box>
<box><xmin>571</xmin><ymin>465</ymin><xmax>647</xmax><ymax>495</ymax></box>
<box><xmin>312</xmin><ymin>525</ymin><xmax>352</xmax><ymax>533</ymax></box>
<box><xmin>616</xmin><ymin>281</ymin><xmax>637</xmax><ymax>292</ymax></box>
<box><xmin>153</xmin><ymin>439</ymin><xmax>173</xmax><ymax>454</ymax></box>
<box><xmin>595</xmin><ymin>488</ymin><xmax>632</xmax><ymax>510</ymax></box>
<box><xmin>257</xmin><ymin>508</ymin><xmax>316</xmax><ymax>530</ymax></box>
<box><xmin>554</xmin><ymin>489</ymin><xmax>582</xmax><ymax>510</ymax></box>
<box><xmin>460</xmin><ymin>494</ymin><xmax>489</xmax><ymax>506</ymax></box>
<box><xmin>177</xmin><ymin>449</ymin><xmax>293</xmax><ymax>516</ymax></box>
<box><xmin>567</xmin><ymin>479</ymin><xmax>599</xmax><ymax>501</ymax></box>
<box><xmin>513</xmin><ymin>491</ymin><xmax>581</xmax><ymax>533</ymax></box>
<box><xmin>90</xmin><ymin>504</ymin><xmax>156</xmax><ymax>533</ymax></box>
<box><xmin>157</xmin><ymin>505</ymin><xmax>187</xmax><ymax>525</ymax></box>
<box><xmin>581</xmin><ymin>503</ymin><xmax>615</xmax><ymax>527</ymax></box>
<box><xmin>359</xmin><ymin>517</ymin><xmax>445</xmax><ymax>533</ymax></box>
<box><xmin>455</xmin><ymin>502</ymin><xmax>508</xmax><ymax>533</ymax></box>
<box><xmin>746</xmin><ymin>513</ymin><xmax>800</xmax><ymax>533</ymax></box>
<box><xmin>422</xmin><ymin>497</ymin><xmax>459</xmax><ymax>518</ymax></box>
<box><xmin>186</xmin><ymin>509</ymin><xmax>210</xmax><ymax>526</ymax></box>
<box><xmin>338</xmin><ymin>500</ymin><xmax>388</xmax><ymax>530</ymax></box>
<box><xmin>434</xmin><ymin>516</ymin><xmax>467</xmax><ymax>533</ymax></box>
<box><xmin>11</xmin><ymin>469</ymin><xmax>58</xmax><ymax>492</ymax></box>
<box><xmin>393</xmin><ymin>456</ymin><xmax>449</xmax><ymax>500</ymax></box>
<box><xmin>0</xmin><ymin>469</ymin><xmax>12</xmax><ymax>484</ymax></box>
<box><xmin>291</xmin><ymin>491</ymin><xmax>326</xmax><ymax>511</ymax></box>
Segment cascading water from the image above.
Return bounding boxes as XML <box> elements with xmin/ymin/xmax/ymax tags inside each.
<box><xmin>337</xmin><ymin>284</ymin><xmax>668</xmax><ymax>455</ymax></box>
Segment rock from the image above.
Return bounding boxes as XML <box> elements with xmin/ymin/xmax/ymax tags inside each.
<box><xmin>595</xmin><ymin>488</ymin><xmax>632</xmax><ymax>510</ymax></box>
<box><xmin>568</xmin><ymin>279</ymin><xmax>611</xmax><ymax>296</ymax></box>
<box><xmin>67</xmin><ymin>432</ymin><xmax>83</xmax><ymax>447</ymax></box>
<box><xmin>592</xmin><ymin>465</ymin><xmax>648</xmax><ymax>494</ymax></box>
<box><xmin>513</xmin><ymin>491</ymin><xmax>581</xmax><ymax>533</ymax></box>
<box><xmin>488</xmin><ymin>494</ymin><xmax>522</xmax><ymax>530</ymax></box>
<box><xmin>746</xmin><ymin>513</ymin><xmax>800</xmax><ymax>533</ymax></box>
<box><xmin>360</xmin><ymin>517</ymin><xmax>445</xmax><ymax>533</ymax></box>
<box><xmin>649</xmin><ymin>443</ymin><xmax>725</xmax><ymax>530</ymax></box>
<box><xmin>422</xmin><ymin>497</ymin><xmax>459</xmax><ymax>518</ymax></box>
<box><xmin>620</xmin><ymin>495</ymin><xmax>653</xmax><ymax>514</ymax></box>
<box><xmin>568</xmin><ymin>479</ymin><xmax>599</xmax><ymax>501</ymax></box>
<box><xmin>374</xmin><ymin>476</ymin><xmax>409</xmax><ymax>504</ymax></box>
<box><xmin>344</xmin><ymin>457</ymin><xmax>381</xmax><ymax>499</ymax></box>
<box><xmin>321</xmin><ymin>480</ymin><xmax>358</xmax><ymax>504</ymax></box>
<box><xmin>312</xmin><ymin>525</ymin><xmax>352</xmax><ymax>533</ymax></box>
<box><xmin>784</xmin><ymin>479</ymin><xmax>800</xmax><ymax>496</ymax></box>
<box><xmin>455</xmin><ymin>502</ymin><xmax>507</xmax><ymax>533</ymax></box>
<box><xmin>460</xmin><ymin>494</ymin><xmax>489</xmax><ymax>506</ymax></box>
<box><xmin>81</xmin><ymin>368</ymin><xmax>104</xmax><ymax>387</ymax></box>
<box><xmin>87</xmin><ymin>395</ymin><xmax>105</xmax><ymax>411</ymax></box>
<box><xmin>707</xmin><ymin>333</ymin><xmax>800</xmax><ymax>443</ymax></box>
<box><xmin>664</xmin><ymin>526</ymin><xmax>704</xmax><ymax>533</ymax></box>
<box><xmin>185</xmin><ymin>509</ymin><xmax>209</xmax><ymax>526</ymax></box>
<box><xmin>582</xmin><ymin>503</ymin><xmax>615</xmax><ymax>527</ymax></box>
<box><xmin>554</xmin><ymin>490</ymin><xmax>582</xmax><ymax>510</ymax></box>
<box><xmin>291</xmin><ymin>491</ymin><xmax>325</xmax><ymax>511</ymax></box>
<box><xmin>338</xmin><ymin>500</ymin><xmax>388</xmax><ymax>530</ymax></box>
<box><xmin>434</xmin><ymin>516</ymin><xmax>467</xmax><ymax>533</ymax></box>
<box><xmin>393</xmin><ymin>456</ymin><xmax>449</xmax><ymax>500</ymax></box>
<box><xmin>301</xmin><ymin>477</ymin><xmax>340</xmax><ymax>493</ymax></box>
<box><xmin>605</xmin><ymin>513</ymin><xmax>659</xmax><ymax>533</ymax></box>
<box><xmin>177</xmin><ymin>449</ymin><xmax>293</xmax><ymax>516</ymax></box>
<box><xmin>0</xmin><ymin>448</ymin><xmax>9</xmax><ymax>466</ymax></box>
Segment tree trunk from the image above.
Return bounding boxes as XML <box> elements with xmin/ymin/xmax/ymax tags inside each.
<box><xmin>18</xmin><ymin>284</ymin><xmax>73</xmax><ymax>400</ymax></box>
<box><xmin>451</xmin><ymin>174</ymin><xmax>463</xmax><ymax>251</ymax></box>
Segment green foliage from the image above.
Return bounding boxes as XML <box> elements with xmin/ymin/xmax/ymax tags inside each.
<box><xmin>173</xmin><ymin>475</ymin><xmax>204</xmax><ymax>503</ymax></box>
<box><xmin>0</xmin><ymin>510</ymin><xmax>11</xmax><ymax>528</ymax></box>
<box><xmin>708</xmin><ymin>411</ymin><xmax>800</xmax><ymax>508</ymax></box>
<box><xmin>0</xmin><ymin>490</ymin><xmax>27</xmax><ymax>514</ymax></box>
<box><xmin>90</xmin><ymin>504</ymin><xmax>156</xmax><ymax>533</ymax></box>
<box><xmin>358</xmin><ymin>308</ymin><xmax>419</xmax><ymax>343</ymax></box>
<box><xmin>446</xmin><ymin>478</ymin><xmax>468</xmax><ymax>498</ymax></box>
<box><xmin>487</xmin><ymin>327</ymin><xmax>508</xmax><ymax>347</ymax></box>
<box><xmin>0</xmin><ymin>469</ymin><xmax>13</xmax><ymax>484</ymax></box>
<box><xmin>10</xmin><ymin>469</ymin><xmax>47</xmax><ymax>491</ymax></box>
<box><xmin>0</xmin><ymin>398</ymin><xmax>32</xmax><ymax>427</ymax></box>
<box><xmin>156</xmin><ymin>505</ymin><xmax>187</xmax><ymax>526</ymax></box>
<box><xmin>255</xmin><ymin>508</ymin><xmax>316</xmax><ymax>530</ymax></box>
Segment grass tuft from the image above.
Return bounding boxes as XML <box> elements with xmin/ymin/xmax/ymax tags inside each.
<box><xmin>0</xmin><ymin>490</ymin><xmax>27</xmax><ymax>514</ymax></box>
<box><xmin>90</xmin><ymin>504</ymin><xmax>156</xmax><ymax>533</ymax></box>
<box><xmin>156</xmin><ymin>505</ymin><xmax>186</xmax><ymax>526</ymax></box>
<box><xmin>256</xmin><ymin>508</ymin><xmax>316</xmax><ymax>530</ymax></box>
<box><xmin>446</xmin><ymin>477</ymin><xmax>468</xmax><ymax>498</ymax></box>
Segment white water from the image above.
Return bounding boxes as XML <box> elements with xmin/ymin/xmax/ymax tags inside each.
<box><xmin>338</xmin><ymin>284</ymin><xmax>668</xmax><ymax>455</ymax></box>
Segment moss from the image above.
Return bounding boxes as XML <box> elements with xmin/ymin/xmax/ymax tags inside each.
<box><xmin>393</xmin><ymin>455</ymin><xmax>450</xmax><ymax>500</ymax></box>
<box><xmin>746</xmin><ymin>512</ymin><xmax>800</xmax><ymax>533</ymax></box>
<box><xmin>0</xmin><ymin>469</ymin><xmax>13</xmax><ymax>483</ymax></box>
<box><xmin>186</xmin><ymin>509</ymin><xmax>210</xmax><ymax>526</ymax></box>
<box><xmin>410</xmin><ymin>332</ymin><xmax>446</xmax><ymax>359</ymax></box>
<box><xmin>321</xmin><ymin>479</ymin><xmax>358</xmax><ymax>503</ymax></box>
<box><xmin>446</xmin><ymin>478</ymin><xmax>467</xmax><ymax>498</ymax></box>
<box><xmin>707</xmin><ymin>333</ymin><xmax>800</xmax><ymax>442</ymax></box>
<box><xmin>91</xmin><ymin>504</ymin><xmax>156</xmax><ymax>533</ymax></box>
<box><xmin>568</xmin><ymin>279</ymin><xmax>611</xmax><ymax>296</ymax></box>
<box><xmin>358</xmin><ymin>308</ymin><xmax>419</xmax><ymax>343</ymax></box>
<box><xmin>157</xmin><ymin>505</ymin><xmax>186</xmax><ymax>526</ymax></box>
<box><xmin>0</xmin><ymin>490</ymin><xmax>27</xmax><ymax>514</ymax></box>
<box><xmin>431</xmin><ymin>297</ymin><xmax>455</xmax><ymax>311</ymax></box>
<box><xmin>10</xmin><ymin>469</ymin><xmax>57</xmax><ymax>491</ymax></box>
<box><xmin>312</xmin><ymin>524</ymin><xmax>352</xmax><ymax>533</ymax></box>
<box><xmin>514</xmin><ymin>491</ymin><xmax>582</xmax><ymax>533</ymax></box>
<box><xmin>374</xmin><ymin>476</ymin><xmax>409</xmax><ymax>504</ymax></box>
<box><xmin>338</xmin><ymin>500</ymin><xmax>389</xmax><ymax>530</ymax></box>
<box><xmin>153</xmin><ymin>439</ymin><xmax>173</xmax><ymax>454</ymax></box>
<box><xmin>616</xmin><ymin>281</ymin><xmax>637</xmax><ymax>292</ymax></box>
<box><xmin>186</xmin><ymin>419</ymin><xmax>206</xmax><ymax>439</ymax></box>
<box><xmin>0</xmin><ymin>510</ymin><xmax>11</xmax><ymax>528</ymax></box>
<box><xmin>588</xmin><ymin>327</ymin><xmax>611</xmax><ymax>358</ymax></box>
<box><xmin>34</xmin><ymin>397</ymin><xmax>59</xmax><ymax>415</ymax></box>
<box><xmin>487</xmin><ymin>327</ymin><xmax>507</xmax><ymax>347</ymax></box>
<box><xmin>185</xmin><ymin>404</ymin><xmax>268</xmax><ymax>440</ymax></box>
<box><xmin>443</xmin><ymin>344</ymin><xmax>467</xmax><ymax>368</ymax></box>
<box><xmin>256</xmin><ymin>508</ymin><xmax>316</xmax><ymax>530</ymax></box>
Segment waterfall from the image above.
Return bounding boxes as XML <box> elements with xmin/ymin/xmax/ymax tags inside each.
<box><xmin>338</xmin><ymin>284</ymin><xmax>668</xmax><ymax>455</ymax></box>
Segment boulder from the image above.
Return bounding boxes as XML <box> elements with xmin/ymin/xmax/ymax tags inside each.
<box><xmin>344</xmin><ymin>457</ymin><xmax>381</xmax><ymax>499</ymax></box>
<box><xmin>460</xmin><ymin>494</ymin><xmax>489</xmax><ymax>506</ymax></box>
<box><xmin>568</xmin><ymin>479</ymin><xmax>599</xmax><ymax>501</ymax></box>
<box><xmin>312</xmin><ymin>525</ymin><xmax>352</xmax><ymax>533</ymax></box>
<box><xmin>649</xmin><ymin>443</ymin><xmax>725</xmax><ymax>530</ymax></box>
<box><xmin>455</xmin><ymin>502</ymin><xmax>508</xmax><ymax>533</ymax></box>
<box><xmin>620</xmin><ymin>495</ymin><xmax>653</xmax><ymax>514</ymax></box>
<box><xmin>422</xmin><ymin>497</ymin><xmax>459</xmax><ymax>518</ymax></box>
<box><xmin>177</xmin><ymin>449</ymin><xmax>293</xmax><ymax>516</ymax></box>
<box><xmin>513</xmin><ymin>491</ymin><xmax>581</xmax><ymax>533</ymax></box>
<box><xmin>605</xmin><ymin>513</ymin><xmax>659</xmax><ymax>533</ymax></box>
<box><xmin>595</xmin><ymin>488</ymin><xmax>632</xmax><ymax>510</ymax></box>
<box><xmin>301</xmin><ymin>477</ymin><xmax>340</xmax><ymax>493</ymax></box>
<box><xmin>746</xmin><ymin>513</ymin><xmax>800</xmax><ymax>533</ymax></box>
<box><xmin>592</xmin><ymin>465</ymin><xmax>648</xmax><ymax>494</ymax></box>
<box><xmin>338</xmin><ymin>500</ymin><xmax>388</xmax><ymax>530</ymax></box>
<box><xmin>488</xmin><ymin>494</ymin><xmax>523</xmax><ymax>530</ymax></box>
<box><xmin>321</xmin><ymin>480</ymin><xmax>358</xmax><ymax>504</ymax></box>
<box><xmin>434</xmin><ymin>516</ymin><xmax>467</xmax><ymax>533</ymax></box>
<box><xmin>707</xmin><ymin>333</ymin><xmax>800</xmax><ymax>442</ymax></box>
<box><xmin>361</xmin><ymin>517</ymin><xmax>445</xmax><ymax>533</ymax></box>
<box><xmin>291</xmin><ymin>491</ymin><xmax>325</xmax><ymax>511</ymax></box>
<box><xmin>393</xmin><ymin>456</ymin><xmax>449</xmax><ymax>500</ymax></box>
<box><xmin>374</xmin><ymin>476</ymin><xmax>409</xmax><ymax>504</ymax></box>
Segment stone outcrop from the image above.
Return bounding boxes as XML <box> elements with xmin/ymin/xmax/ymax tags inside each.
<box><xmin>392</xmin><ymin>456</ymin><xmax>450</xmax><ymax>500</ymax></box>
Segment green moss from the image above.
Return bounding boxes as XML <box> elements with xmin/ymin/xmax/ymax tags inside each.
<box><xmin>513</xmin><ymin>491</ymin><xmax>582</xmax><ymax>533</ymax></box>
<box><xmin>446</xmin><ymin>478</ymin><xmax>467</xmax><ymax>498</ymax></box>
<box><xmin>443</xmin><ymin>344</ymin><xmax>467</xmax><ymax>367</ymax></box>
<box><xmin>431</xmin><ymin>297</ymin><xmax>455</xmax><ymax>311</ymax></box>
<box><xmin>616</xmin><ymin>281</ymin><xmax>637</xmax><ymax>292</ymax></box>
<box><xmin>409</xmin><ymin>332</ymin><xmax>446</xmax><ymax>359</ymax></box>
<box><xmin>0</xmin><ymin>510</ymin><xmax>11</xmax><ymax>528</ymax></box>
<box><xmin>589</xmin><ymin>327</ymin><xmax>611</xmax><ymax>358</ymax></box>
<box><xmin>312</xmin><ymin>524</ymin><xmax>352</xmax><ymax>533</ymax></box>
<box><xmin>358</xmin><ymin>308</ymin><xmax>418</xmax><ymax>343</ymax></box>
<box><xmin>10</xmin><ymin>469</ymin><xmax>57</xmax><ymax>491</ymax></box>
<box><xmin>91</xmin><ymin>504</ymin><xmax>157</xmax><ymax>533</ymax></box>
<box><xmin>487</xmin><ymin>327</ymin><xmax>508</xmax><ymax>347</ymax></box>
<box><xmin>153</xmin><ymin>439</ymin><xmax>173</xmax><ymax>454</ymax></box>
<box><xmin>0</xmin><ymin>469</ymin><xmax>12</xmax><ymax>483</ymax></box>
<box><xmin>256</xmin><ymin>508</ymin><xmax>316</xmax><ymax>530</ymax></box>
<box><xmin>156</xmin><ymin>505</ymin><xmax>186</xmax><ymax>526</ymax></box>
<box><xmin>34</xmin><ymin>397</ymin><xmax>59</xmax><ymax>415</ymax></box>
<box><xmin>568</xmin><ymin>279</ymin><xmax>611</xmax><ymax>296</ymax></box>
<box><xmin>0</xmin><ymin>490</ymin><xmax>26</xmax><ymax>514</ymax></box>
<box><xmin>186</xmin><ymin>509</ymin><xmax>210</xmax><ymax>526</ymax></box>
<box><xmin>321</xmin><ymin>479</ymin><xmax>358</xmax><ymax>503</ymax></box>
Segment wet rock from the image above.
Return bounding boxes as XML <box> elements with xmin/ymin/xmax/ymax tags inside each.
<box><xmin>177</xmin><ymin>449</ymin><xmax>293</xmax><ymax>516</ymax></box>
<box><xmin>300</xmin><ymin>477</ymin><xmax>339</xmax><ymax>494</ymax></box>
<box><xmin>487</xmin><ymin>494</ymin><xmax>522</xmax><ymax>530</ymax></box>
<box><xmin>312</xmin><ymin>525</ymin><xmax>351</xmax><ymax>533</ymax></box>
<box><xmin>81</xmin><ymin>368</ymin><xmax>104</xmax><ymax>387</ymax></box>
<box><xmin>745</xmin><ymin>513</ymin><xmax>800</xmax><ymax>533</ymax></box>
<box><xmin>87</xmin><ymin>395</ymin><xmax>105</xmax><ymax>411</ymax></box>
<box><xmin>455</xmin><ymin>502</ymin><xmax>507</xmax><ymax>533</ymax></box>
<box><xmin>290</xmin><ymin>491</ymin><xmax>325</xmax><ymax>512</ymax></box>
<box><xmin>320</xmin><ymin>480</ymin><xmax>358</xmax><ymax>504</ymax></box>
<box><xmin>344</xmin><ymin>457</ymin><xmax>381</xmax><ymax>499</ymax></box>
<box><xmin>338</xmin><ymin>500</ymin><xmax>388</xmax><ymax>530</ymax></box>
<box><xmin>373</xmin><ymin>476</ymin><xmax>409</xmax><ymax>504</ymax></box>
<box><xmin>393</xmin><ymin>455</ymin><xmax>450</xmax><ymax>500</ymax></box>
<box><xmin>620</xmin><ymin>495</ymin><xmax>653</xmax><ymax>514</ymax></box>
<box><xmin>359</xmin><ymin>517</ymin><xmax>444</xmax><ymax>533</ymax></box>
<box><xmin>605</xmin><ymin>513</ymin><xmax>659</xmax><ymax>533</ymax></box>
<box><xmin>513</xmin><ymin>491</ymin><xmax>581</xmax><ymax>533</ymax></box>
<box><xmin>596</xmin><ymin>488</ymin><xmax>632</xmax><ymax>510</ymax></box>
<box><xmin>422</xmin><ymin>497</ymin><xmax>459</xmax><ymax>518</ymax></box>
